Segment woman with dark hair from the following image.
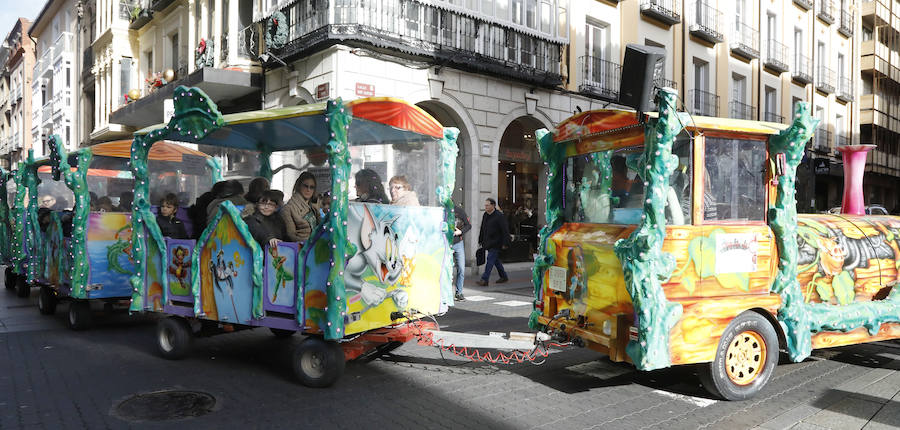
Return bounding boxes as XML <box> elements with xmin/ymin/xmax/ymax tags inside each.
<box><xmin>281</xmin><ymin>172</ymin><xmax>321</xmax><ymax>242</ymax></box>
<box><xmin>354</xmin><ymin>168</ymin><xmax>388</xmax><ymax>204</ymax></box>
<box><xmin>243</xmin><ymin>190</ymin><xmax>288</xmax><ymax>248</ymax></box>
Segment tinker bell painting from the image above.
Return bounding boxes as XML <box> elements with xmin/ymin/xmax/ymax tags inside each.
<box><xmin>86</xmin><ymin>213</ymin><xmax>136</xmax><ymax>297</ymax></box>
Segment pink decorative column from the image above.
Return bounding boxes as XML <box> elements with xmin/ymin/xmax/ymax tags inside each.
<box><xmin>836</xmin><ymin>145</ymin><xmax>876</xmax><ymax>215</ymax></box>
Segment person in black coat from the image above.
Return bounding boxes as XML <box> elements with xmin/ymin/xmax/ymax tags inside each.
<box><xmin>476</xmin><ymin>198</ymin><xmax>510</xmax><ymax>286</ymax></box>
<box><xmin>452</xmin><ymin>203</ymin><xmax>471</xmax><ymax>300</ymax></box>
<box><xmin>243</xmin><ymin>190</ymin><xmax>288</xmax><ymax>249</ymax></box>
<box><xmin>157</xmin><ymin>193</ymin><xmax>187</xmax><ymax>239</ymax></box>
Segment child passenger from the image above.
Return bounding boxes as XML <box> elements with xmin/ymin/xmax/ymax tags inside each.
<box><xmin>157</xmin><ymin>193</ymin><xmax>188</xmax><ymax>239</ymax></box>
<box><xmin>244</xmin><ymin>190</ymin><xmax>288</xmax><ymax>248</ymax></box>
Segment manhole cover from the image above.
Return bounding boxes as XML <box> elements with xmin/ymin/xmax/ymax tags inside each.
<box><xmin>114</xmin><ymin>390</ymin><xmax>215</xmax><ymax>421</ymax></box>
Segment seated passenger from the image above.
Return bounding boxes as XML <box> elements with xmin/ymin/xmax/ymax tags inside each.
<box><xmin>190</xmin><ymin>181</ymin><xmax>227</xmax><ymax>232</ymax></box>
<box><xmin>96</xmin><ymin>196</ymin><xmax>114</xmax><ymax>212</ymax></box>
<box><xmin>389</xmin><ymin>175</ymin><xmax>420</xmax><ymax>206</ymax></box>
<box><xmin>40</xmin><ymin>194</ymin><xmax>58</xmax><ymax>210</ymax></box>
<box><xmin>116</xmin><ymin>191</ymin><xmax>134</xmax><ymax>212</ymax></box>
<box><xmin>354</xmin><ymin>168</ymin><xmax>389</xmax><ymax>204</ymax></box>
<box><xmin>156</xmin><ymin>193</ymin><xmax>187</xmax><ymax>239</ymax></box>
<box><xmin>243</xmin><ymin>190</ymin><xmax>288</xmax><ymax>249</ymax></box>
<box><xmin>206</xmin><ymin>180</ymin><xmax>248</xmax><ymax>223</ymax></box>
<box><xmin>89</xmin><ymin>192</ymin><xmax>99</xmax><ymax>211</ymax></box>
<box><xmin>37</xmin><ymin>207</ymin><xmax>52</xmax><ymax>232</ymax></box>
<box><xmin>242</xmin><ymin>176</ymin><xmax>270</xmax><ymax>218</ymax></box>
<box><xmin>282</xmin><ymin>172</ymin><xmax>320</xmax><ymax>242</ymax></box>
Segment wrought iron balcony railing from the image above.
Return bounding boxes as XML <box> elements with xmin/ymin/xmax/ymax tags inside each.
<box><xmin>765</xmin><ymin>39</ymin><xmax>790</xmax><ymax>73</ymax></box>
<box><xmin>814</xmin><ymin>127</ymin><xmax>831</xmax><ymax>150</ymax></box>
<box><xmin>730</xmin><ymin>100</ymin><xmax>754</xmax><ymax>120</ymax></box>
<box><xmin>640</xmin><ymin>0</ymin><xmax>682</xmax><ymax>26</ymax></box>
<box><xmin>765</xmin><ymin>112</ymin><xmax>785</xmax><ymax>123</ymax></box>
<box><xmin>794</xmin><ymin>0</ymin><xmax>813</xmax><ymax>10</ymax></box>
<box><xmin>792</xmin><ymin>53</ymin><xmax>813</xmax><ymax>84</ymax></box>
<box><xmin>817</xmin><ymin>0</ymin><xmax>835</xmax><ymax>24</ymax></box>
<box><xmin>816</xmin><ymin>65</ymin><xmax>836</xmax><ymax>93</ymax></box>
<box><xmin>835</xmin><ymin>132</ymin><xmax>850</xmax><ymax>147</ymax></box>
<box><xmin>839</xmin><ymin>10</ymin><xmax>854</xmax><ymax>37</ymax></box>
<box><xmin>731</xmin><ymin>22</ymin><xmax>759</xmax><ymax>59</ymax></box>
<box><xmin>690</xmin><ymin>89</ymin><xmax>719</xmax><ymax>116</ymax></box>
<box><xmin>577</xmin><ymin>56</ymin><xmax>620</xmax><ymax>102</ymax></box>
<box><xmin>654</xmin><ymin>77</ymin><xmax>677</xmax><ymax>89</ymax></box>
<box><xmin>269</xmin><ymin>0</ymin><xmax>564</xmax><ymax>86</ymax></box>
<box><xmin>837</xmin><ymin>76</ymin><xmax>853</xmax><ymax>102</ymax></box>
<box><xmin>689</xmin><ymin>1</ymin><xmax>723</xmax><ymax>43</ymax></box>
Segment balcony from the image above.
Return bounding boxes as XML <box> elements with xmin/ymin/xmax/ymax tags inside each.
<box><xmin>816</xmin><ymin>65</ymin><xmax>835</xmax><ymax>94</ymax></box>
<box><xmin>577</xmin><ymin>56</ymin><xmax>620</xmax><ymax>102</ymax></box>
<box><xmin>150</xmin><ymin>0</ymin><xmax>176</xmax><ymax>11</ymax></box>
<box><xmin>690</xmin><ymin>89</ymin><xmax>719</xmax><ymax>116</ymax></box>
<box><xmin>731</xmin><ymin>22</ymin><xmax>759</xmax><ymax>59</ymax></box>
<box><xmin>794</xmin><ymin>0</ymin><xmax>813</xmax><ymax>10</ymax></box>
<box><xmin>835</xmin><ymin>132</ymin><xmax>850</xmax><ymax>147</ymax></box>
<box><xmin>729</xmin><ymin>100</ymin><xmax>754</xmax><ymax>120</ymax></box>
<box><xmin>792</xmin><ymin>54</ymin><xmax>813</xmax><ymax>84</ymax></box>
<box><xmin>765</xmin><ymin>112</ymin><xmax>785</xmax><ymax>123</ymax></box>
<box><xmin>817</xmin><ymin>0</ymin><xmax>835</xmax><ymax>24</ymax></box>
<box><xmin>813</xmin><ymin>127</ymin><xmax>831</xmax><ymax>151</ymax></box>
<box><xmin>837</xmin><ymin>76</ymin><xmax>853</xmax><ymax>102</ymax></box>
<box><xmin>268</xmin><ymin>0</ymin><xmax>565</xmax><ymax>88</ymax></box>
<box><xmin>50</xmin><ymin>32</ymin><xmax>74</xmax><ymax>65</ymax></box>
<box><xmin>689</xmin><ymin>2</ymin><xmax>724</xmax><ymax>43</ymax></box>
<box><xmin>640</xmin><ymin>0</ymin><xmax>682</xmax><ymax>26</ymax></box>
<box><xmin>654</xmin><ymin>77</ymin><xmax>677</xmax><ymax>89</ymax></box>
<box><xmin>839</xmin><ymin>10</ymin><xmax>853</xmax><ymax>37</ymax></box>
<box><xmin>764</xmin><ymin>40</ymin><xmax>790</xmax><ymax>74</ymax></box>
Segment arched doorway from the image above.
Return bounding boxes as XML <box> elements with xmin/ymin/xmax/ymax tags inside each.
<box><xmin>498</xmin><ymin>117</ymin><xmax>544</xmax><ymax>262</ymax></box>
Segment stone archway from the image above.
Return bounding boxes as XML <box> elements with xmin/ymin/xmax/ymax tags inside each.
<box><xmin>497</xmin><ymin>116</ymin><xmax>544</xmax><ymax>262</ymax></box>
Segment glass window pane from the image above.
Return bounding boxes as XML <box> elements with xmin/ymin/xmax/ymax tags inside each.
<box><xmin>703</xmin><ymin>138</ymin><xmax>766</xmax><ymax>221</ymax></box>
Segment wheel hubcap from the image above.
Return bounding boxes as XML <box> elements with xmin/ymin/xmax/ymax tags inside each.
<box><xmin>301</xmin><ymin>351</ymin><xmax>326</xmax><ymax>379</ymax></box>
<box><xmin>159</xmin><ymin>327</ymin><xmax>174</xmax><ymax>352</ymax></box>
<box><xmin>725</xmin><ymin>330</ymin><xmax>766</xmax><ymax>385</ymax></box>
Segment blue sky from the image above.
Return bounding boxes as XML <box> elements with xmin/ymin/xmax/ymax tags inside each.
<box><xmin>0</xmin><ymin>3</ymin><xmax>46</xmax><ymax>39</ymax></box>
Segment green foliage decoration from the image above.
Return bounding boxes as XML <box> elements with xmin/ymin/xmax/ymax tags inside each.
<box><xmin>49</xmin><ymin>135</ymin><xmax>93</xmax><ymax>299</ymax></box>
<box><xmin>530</xmin><ymin>128</ymin><xmax>564</xmax><ymax>330</ymax></box>
<box><xmin>265</xmin><ymin>11</ymin><xmax>289</xmax><ymax>50</ymax></box>
<box><xmin>437</xmin><ymin>127</ymin><xmax>460</xmax><ymax>305</ymax></box>
<box><xmin>11</xmin><ymin>168</ymin><xmax>26</xmax><ymax>273</ymax></box>
<box><xmin>22</xmin><ymin>150</ymin><xmax>42</xmax><ymax>283</ymax></box>
<box><xmin>0</xmin><ymin>167</ymin><xmax>10</xmax><ymax>263</ymax></box>
<box><xmin>130</xmin><ymin>86</ymin><xmax>225</xmax><ymax>312</ymax></box>
<box><xmin>612</xmin><ymin>89</ymin><xmax>687</xmax><ymax>370</ymax></box>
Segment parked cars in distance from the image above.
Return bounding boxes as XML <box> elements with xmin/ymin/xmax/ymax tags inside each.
<box><xmin>826</xmin><ymin>205</ymin><xmax>889</xmax><ymax>215</ymax></box>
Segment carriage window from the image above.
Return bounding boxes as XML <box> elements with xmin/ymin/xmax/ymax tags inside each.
<box><xmin>703</xmin><ymin>138</ymin><xmax>767</xmax><ymax>222</ymax></box>
<box><xmin>564</xmin><ymin>135</ymin><xmax>692</xmax><ymax>225</ymax></box>
<box><xmin>347</xmin><ymin>141</ymin><xmax>441</xmax><ymax>207</ymax></box>
<box><xmin>36</xmin><ymin>172</ymin><xmax>75</xmax><ymax>211</ymax></box>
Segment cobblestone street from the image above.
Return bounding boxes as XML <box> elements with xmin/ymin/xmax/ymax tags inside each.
<box><xmin>1</xmin><ymin>266</ymin><xmax>899</xmax><ymax>429</ymax></box>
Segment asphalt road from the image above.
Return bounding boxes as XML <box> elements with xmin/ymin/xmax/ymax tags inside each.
<box><xmin>2</xmin><ymin>267</ymin><xmax>900</xmax><ymax>429</ymax></box>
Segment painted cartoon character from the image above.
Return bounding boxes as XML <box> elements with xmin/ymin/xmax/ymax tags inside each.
<box><xmin>269</xmin><ymin>245</ymin><xmax>293</xmax><ymax>302</ymax></box>
<box><xmin>210</xmin><ymin>249</ymin><xmax>239</xmax><ymax>318</ymax></box>
<box><xmin>345</xmin><ymin>204</ymin><xmax>407</xmax><ymax>315</ymax></box>
<box><xmin>168</xmin><ymin>246</ymin><xmax>190</xmax><ymax>291</ymax></box>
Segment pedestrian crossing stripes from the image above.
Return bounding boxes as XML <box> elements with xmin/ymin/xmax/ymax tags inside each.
<box><xmin>494</xmin><ymin>300</ymin><xmax>531</xmax><ymax>307</ymax></box>
<box><xmin>462</xmin><ymin>295</ymin><xmax>495</xmax><ymax>302</ymax></box>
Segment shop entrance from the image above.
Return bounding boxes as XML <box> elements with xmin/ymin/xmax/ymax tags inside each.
<box><xmin>498</xmin><ymin>117</ymin><xmax>543</xmax><ymax>262</ymax></box>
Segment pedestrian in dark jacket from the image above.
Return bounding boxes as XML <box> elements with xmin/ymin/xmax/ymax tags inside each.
<box><xmin>452</xmin><ymin>203</ymin><xmax>471</xmax><ymax>300</ymax></box>
<box><xmin>206</xmin><ymin>179</ymin><xmax>249</xmax><ymax>223</ymax></box>
<box><xmin>157</xmin><ymin>193</ymin><xmax>188</xmax><ymax>239</ymax></box>
<box><xmin>477</xmin><ymin>198</ymin><xmax>509</xmax><ymax>286</ymax></box>
<box><xmin>243</xmin><ymin>190</ymin><xmax>288</xmax><ymax>249</ymax></box>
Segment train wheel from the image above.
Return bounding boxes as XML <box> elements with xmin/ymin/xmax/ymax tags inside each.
<box><xmin>700</xmin><ymin>311</ymin><xmax>779</xmax><ymax>401</ymax></box>
<box><xmin>156</xmin><ymin>317</ymin><xmax>193</xmax><ymax>360</ymax></box>
<box><xmin>15</xmin><ymin>276</ymin><xmax>29</xmax><ymax>298</ymax></box>
<box><xmin>291</xmin><ymin>337</ymin><xmax>345</xmax><ymax>388</ymax></box>
<box><xmin>269</xmin><ymin>328</ymin><xmax>296</xmax><ymax>338</ymax></box>
<box><xmin>38</xmin><ymin>286</ymin><xmax>57</xmax><ymax>315</ymax></box>
<box><xmin>67</xmin><ymin>300</ymin><xmax>93</xmax><ymax>331</ymax></box>
<box><xmin>4</xmin><ymin>267</ymin><xmax>16</xmax><ymax>290</ymax></box>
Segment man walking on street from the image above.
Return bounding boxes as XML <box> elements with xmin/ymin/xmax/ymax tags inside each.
<box><xmin>477</xmin><ymin>198</ymin><xmax>509</xmax><ymax>286</ymax></box>
<box><xmin>452</xmin><ymin>203</ymin><xmax>471</xmax><ymax>301</ymax></box>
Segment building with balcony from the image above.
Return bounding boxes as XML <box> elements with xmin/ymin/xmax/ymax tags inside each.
<box><xmin>860</xmin><ymin>0</ymin><xmax>900</xmax><ymax>211</ymax></box>
<box><xmin>29</xmin><ymin>0</ymin><xmax>81</xmax><ymax>157</ymax></box>
<box><xmin>3</xmin><ymin>18</ymin><xmax>36</xmax><ymax>169</ymax></box>
<box><xmin>108</xmin><ymin>0</ymin><xmax>263</xmax><ymax>131</ymax></box>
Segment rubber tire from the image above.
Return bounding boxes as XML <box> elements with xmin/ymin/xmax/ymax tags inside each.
<box><xmin>156</xmin><ymin>317</ymin><xmax>193</xmax><ymax>360</ymax></box>
<box><xmin>15</xmin><ymin>275</ymin><xmax>29</xmax><ymax>298</ymax></box>
<box><xmin>699</xmin><ymin>311</ymin><xmax>779</xmax><ymax>401</ymax></box>
<box><xmin>5</xmin><ymin>267</ymin><xmax>16</xmax><ymax>290</ymax></box>
<box><xmin>67</xmin><ymin>300</ymin><xmax>93</xmax><ymax>331</ymax></box>
<box><xmin>291</xmin><ymin>337</ymin><xmax>346</xmax><ymax>388</ymax></box>
<box><xmin>38</xmin><ymin>286</ymin><xmax>57</xmax><ymax>315</ymax></box>
<box><xmin>270</xmin><ymin>327</ymin><xmax>296</xmax><ymax>338</ymax></box>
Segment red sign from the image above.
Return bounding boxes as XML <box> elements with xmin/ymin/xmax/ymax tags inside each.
<box><xmin>315</xmin><ymin>82</ymin><xmax>330</xmax><ymax>100</ymax></box>
<box><xmin>355</xmin><ymin>82</ymin><xmax>375</xmax><ymax>97</ymax></box>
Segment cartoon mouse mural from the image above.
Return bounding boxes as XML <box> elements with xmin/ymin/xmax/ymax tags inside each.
<box><xmin>345</xmin><ymin>204</ymin><xmax>408</xmax><ymax>318</ymax></box>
